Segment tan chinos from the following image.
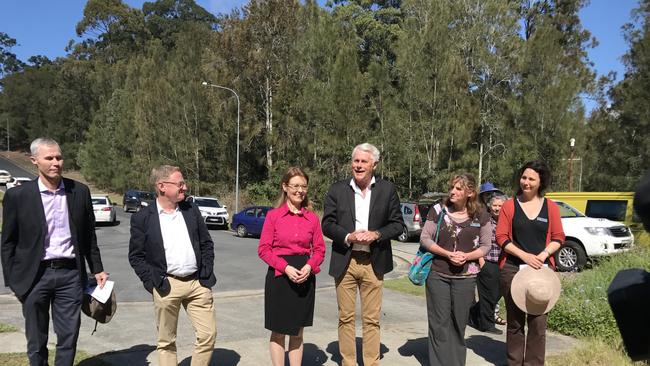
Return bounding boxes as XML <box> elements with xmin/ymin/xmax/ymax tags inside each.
<box><xmin>153</xmin><ymin>276</ymin><xmax>216</xmax><ymax>366</ymax></box>
<box><xmin>335</xmin><ymin>251</ymin><xmax>384</xmax><ymax>366</ymax></box>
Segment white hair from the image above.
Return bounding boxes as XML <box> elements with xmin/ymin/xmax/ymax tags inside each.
<box><xmin>351</xmin><ymin>143</ymin><xmax>380</xmax><ymax>163</ymax></box>
<box><xmin>30</xmin><ymin>138</ymin><xmax>60</xmax><ymax>156</ymax></box>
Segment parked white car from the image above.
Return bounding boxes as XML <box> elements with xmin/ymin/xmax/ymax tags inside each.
<box><xmin>554</xmin><ymin>200</ymin><xmax>634</xmax><ymax>272</ymax></box>
<box><xmin>0</xmin><ymin>170</ymin><xmax>12</xmax><ymax>185</ymax></box>
<box><xmin>186</xmin><ymin>196</ymin><xmax>229</xmax><ymax>228</ymax></box>
<box><xmin>6</xmin><ymin>177</ymin><xmax>31</xmax><ymax>189</ymax></box>
<box><xmin>92</xmin><ymin>195</ymin><xmax>117</xmax><ymax>224</ymax></box>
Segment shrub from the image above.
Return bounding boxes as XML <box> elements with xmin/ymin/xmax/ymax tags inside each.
<box><xmin>548</xmin><ymin>247</ymin><xmax>650</xmax><ymax>343</ymax></box>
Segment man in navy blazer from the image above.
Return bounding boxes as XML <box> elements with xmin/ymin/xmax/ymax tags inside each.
<box><xmin>322</xmin><ymin>143</ymin><xmax>403</xmax><ymax>366</ymax></box>
<box><xmin>1</xmin><ymin>137</ymin><xmax>108</xmax><ymax>366</ymax></box>
<box><xmin>128</xmin><ymin>165</ymin><xmax>216</xmax><ymax>366</ymax></box>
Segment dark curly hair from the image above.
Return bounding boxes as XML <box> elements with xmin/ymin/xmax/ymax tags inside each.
<box><xmin>516</xmin><ymin>160</ymin><xmax>551</xmax><ymax>197</ymax></box>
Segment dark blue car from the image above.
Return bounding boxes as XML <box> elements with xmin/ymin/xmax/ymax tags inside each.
<box><xmin>230</xmin><ymin>206</ymin><xmax>273</xmax><ymax>237</ymax></box>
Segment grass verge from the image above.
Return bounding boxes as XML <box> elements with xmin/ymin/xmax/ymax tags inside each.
<box><xmin>384</xmin><ymin>276</ymin><xmax>425</xmax><ymax>297</ymax></box>
<box><xmin>546</xmin><ymin>337</ymin><xmax>644</xmax><ymax>366</ymax></box>
<box><xmin>0</xmin><ymin>322</ymin><xmax>18</xmax><ymax>333</ymax></box>
<box><xmin>0</xmin><ymin>350</ymin><xmax>110</xmax><ymax>366</ymax></box>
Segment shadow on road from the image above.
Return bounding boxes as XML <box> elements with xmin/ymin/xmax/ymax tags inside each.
<box><xmin>326</xmin><ymin>338</ymin><xmax>389</xmax><ymax>366</ymax></box>
<box><xmin>78</xmin><ymin>344</ymin><xmax>155</xmax><ymax>366</ymax></box>
<box><xmin>397</xmin><ymin>337</ymin><xmax>427</xmax><ymax>365</ymax></box>
<box><xmin>179</xmin><ymin>348</ymin><xmax>241</xmax><ymax>366</ymax></box>
<box><xmin>466</xmin><ymin>334</ymin><xmax>506</xmax><ymax>365</ymax></box>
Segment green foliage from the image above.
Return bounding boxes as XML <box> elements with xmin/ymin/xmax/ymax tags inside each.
<box><xmin>384</xmin><ymin>275</ymin><xmax>425</xmax><ymax>297</ymax></box>
<box><xmin>548</xmin><ymin>247</ymin><xmax>650</xmax><ymax>341</ymax></box>
<box><xmin>2</xmin><ymin>0</ymin><xmax>630</xmax><ymax>199</ymax></box>
<box><xmin>0</xmin><ymin>322</ymin><xmax>17</xmax><ymax>333</ymax></box>
<box><xmin>583</xmin><ymin>0</ymin><xmax>650</xmax><ymax>191</ymax></box>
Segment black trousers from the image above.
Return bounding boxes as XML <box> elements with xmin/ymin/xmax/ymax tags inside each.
<box><xmin>469</xmin><ymin>261</ymin><xmax>501</xmax><ymax>331</ymax></box>
<box><xmin>22</xmin><ymin>267</ymin><xmax>83</xmax><ymax>366</ymax></box>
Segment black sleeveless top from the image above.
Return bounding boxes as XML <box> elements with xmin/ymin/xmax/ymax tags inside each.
<box><xmin>507</xmin><ymin>198</ymin><xmax>549</xmax><ymax>267</ymax></box>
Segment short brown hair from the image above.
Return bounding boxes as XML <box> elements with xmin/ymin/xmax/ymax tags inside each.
<box><xmin>150</xmin><ymin>165</ymin><xmax>181</xmax><ymax>195</ymax></box>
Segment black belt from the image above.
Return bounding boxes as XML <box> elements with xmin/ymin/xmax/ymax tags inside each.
<box><xmin>41</xmin><ymin>258</ymin><xmax>77</xmax><ymax>269</ymax></box>
<box><xmin>351</xmin><ymin>250</ymin><xmax>371</xmax><ymax>256</ymax></box>
<box><xmin>166</xmin><ymin>272</ymin><xmax>197</xmax><ymax>281</ymax></box>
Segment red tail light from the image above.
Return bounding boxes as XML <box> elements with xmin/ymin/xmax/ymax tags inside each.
<box><xmin>102</xmin><ymin>207</ymin><xmax>112</xmax><ymax>211</ymax></box>
<box><xmin>414</xmin><ymin>205</ymin><xmax>421</xmax><ymax>224</ymax></box>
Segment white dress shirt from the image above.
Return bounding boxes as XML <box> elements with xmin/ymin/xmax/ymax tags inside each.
<box><xmin>349</xmin><ymin>176</ymin><xmax>376</xmax><ymax>253</ymax></box>
<box><xmin>157</xmin><ymin>200</ymin><xmax>197</xmax><ymax>277</ymax></box>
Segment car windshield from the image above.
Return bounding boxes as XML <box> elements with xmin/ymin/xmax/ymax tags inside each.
<box><xmin>137</xmin><ymin>192</ymin><xmax>155</xmax><ymax>200</ymax></box>
<box><xmin>556</xmin><ymin>201</ymin><xmax>585</xmax><ymax>218</ymax></box>
<box><xmin>194</xmin><ymin>198</ymin><xmax>221</xmax><ymax>208</ymax></box>
<box><xmin>92</xmin><ymin>198</ymin><xmax>108</xmax><ymax>205</ymax></box>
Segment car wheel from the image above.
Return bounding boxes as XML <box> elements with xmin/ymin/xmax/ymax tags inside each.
<box><xmin>554</xmin><ymin>240</ymin><xmax>587</xmax><ymax>272</ymax></box>
<box><xmin>236</xmin><ymin>225</ymin><xmax>248</xmax><ymax>238</ymax></box>
<box><xmin>398</xmin><ymin>226</ymin><xmax>409</xmax><ymax>242</ymax></box>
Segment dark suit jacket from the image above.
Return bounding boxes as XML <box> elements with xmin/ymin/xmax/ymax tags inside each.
<box><xmin>128</xmin><ymin>200</ymin><xmax>216</xmax><ymax>295</ymax></box>
<box><xmin>322</xmin><ymin>177</ymin><xmax>404</xmax><ymax>279</ymax></box>
<box><xmin>1</xmin><ymin>178</ymin><xmax>104</xmax><ymax>298</ymax></box>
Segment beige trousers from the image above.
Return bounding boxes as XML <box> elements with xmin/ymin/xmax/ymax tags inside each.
<box><xmin>153</xmin><ymin>277</ymin><xmax>217</xmax><ymax>366</ymax></box>
<box><xmin>335</xmin><ymin>251</ymin><xmax>384</xmax><ymax>366</ymax></box>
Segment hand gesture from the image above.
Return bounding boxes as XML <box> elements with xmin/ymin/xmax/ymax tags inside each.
<box><xmin>295</xmin><ymin>264</ymin><xmax>312</xmax><ymax>283</ymax></box>
<box><xmin>523</xmin><ymin>252</ymin><xmax>544</xmax><ymax>269</ymax></box>
<box><xmin>448</xmin><ymin>251</ymin><xmax>467</xmax><ymax>266</ymax></box>
<box><xmin>94</xmin><ymin>272</ymin><xmax>109</xmax><ymax>289</ymax></box>
<box><xmin>285</xmin><ymin>265</ymin><xmax>301</xmax><ymax>283</ymax></box>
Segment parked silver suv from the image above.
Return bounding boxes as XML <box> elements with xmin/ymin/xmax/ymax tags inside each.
<box><xmin>398</xmin><ymin>202</ymin><xmax>423</xmax><ymax>242</ymax></box>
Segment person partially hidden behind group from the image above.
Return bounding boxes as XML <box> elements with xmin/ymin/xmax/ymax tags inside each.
<box><xmin>258</xmin><ymin>167</ymin><xmax>326</xmax><ymax>366</ymax></box>
<box><xmin>496</xmin><ymin>160</ymin><xmax>565</xmax><ymax>365</ymax></box>
<box><xmin>469</xmin><ymin>191</ymin><xmax>508</xmax><ymax>334</ymax></box>
<box><xmin>420</xmin><ymin>173</ymin><xmax>491</xmax><ymax>366</ymax></box>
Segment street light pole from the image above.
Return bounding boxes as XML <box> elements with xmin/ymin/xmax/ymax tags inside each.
<box><xmin>202</xmin><ymin>81</ymin><xmax>240</xmax><ymax>214</ymax></box>
<box><xmin>568</xmin><ymin>138</ymin><xmax>575</xmax><ymax>191</ymax></box>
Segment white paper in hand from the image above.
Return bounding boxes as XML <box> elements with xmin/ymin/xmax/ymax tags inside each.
<box><xmin>85</xmin><ymin>280</ymin><xmax>115</xmax><ymax>304</ymax></box>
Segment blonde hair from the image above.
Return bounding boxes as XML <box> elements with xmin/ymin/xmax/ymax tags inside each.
<box><xmin>443</xmin><ymin>173</ymin><xmax>481</xmax><ymax>218</ymax></box>
<box><xmin>150</xmin><ymin>165</ymin><xmax>181</xmax><ymax>195</ymax></box>
<box><xmin>276</xmin><ymin>166</ymin><xmax>311</xmax><ymax>210</ymax></box>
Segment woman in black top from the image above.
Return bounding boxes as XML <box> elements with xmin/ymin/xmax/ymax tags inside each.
<box><xmin>496</xmin><ymin>161</ymin><xmax>565</xmax><ymax>365</ymax></box>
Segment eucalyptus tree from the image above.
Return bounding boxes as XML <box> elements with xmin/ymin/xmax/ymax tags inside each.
<box><xmin>584</xmin><ymin>0</ymin><xmax>650</xmax><ymax>191</ymax></box>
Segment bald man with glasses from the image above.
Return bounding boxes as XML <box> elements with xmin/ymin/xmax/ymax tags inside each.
<box><xmin>128</xmin><ymin>165</ymin><xmax>217</xmax><ymax>366</ymax></box>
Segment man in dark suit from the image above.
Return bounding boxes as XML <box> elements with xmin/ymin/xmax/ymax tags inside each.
<box><xmin>128</xmin><ymin>165</ymin><xmax>216</xmax><ymax>366</ymax></box>
<box><xmin>1</xmin><ymin>137</ymin><xmax>108</xmax><ymax>366</ymax></box>
<box><xmin>322</xmin><ymin>143</ymin><xmax>404</xmax><ymax>366</ymax></box>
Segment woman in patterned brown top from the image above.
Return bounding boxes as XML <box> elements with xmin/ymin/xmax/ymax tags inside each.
<box><xmin>419</xmin><ymin>173</ymin><xmax>492</xmax><ymax>366</ymax></box>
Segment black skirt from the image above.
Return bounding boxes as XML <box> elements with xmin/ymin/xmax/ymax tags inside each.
<box><xmin>264</xmin><ymin>254</ymin><xmax>316</xmax><ymax>336</ymax></box>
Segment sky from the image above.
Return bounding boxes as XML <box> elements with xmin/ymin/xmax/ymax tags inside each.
<box><xmin>0</xmin><ymin>0</ymin><xmax>641</xmax><ymax>110</ymax></box>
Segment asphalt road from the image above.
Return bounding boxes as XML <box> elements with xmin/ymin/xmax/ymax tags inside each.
<box><xmin>0</xmin><ymin>157</ymin><xmax>335</xmax><ymax>301</ymax></box>
<box><xmin>0</xmin><ymin>155</ymin><xmax>37</xmax><ymax>193</ymax></box>
<box><xmin>0</xmin><ymin>205</ymin><xmax>335</xmax><ymax>301</ymax></box>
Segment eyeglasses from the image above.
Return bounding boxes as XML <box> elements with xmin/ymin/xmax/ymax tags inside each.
<box><xmin>161</xmin><ymin>181</ymin><xmax>186</xmax><ymax>188</ymax></box>
<box><xmin>286</xmin><ymin>184</ymin><xmax>308</xmax><ymax>191</ymax></box>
